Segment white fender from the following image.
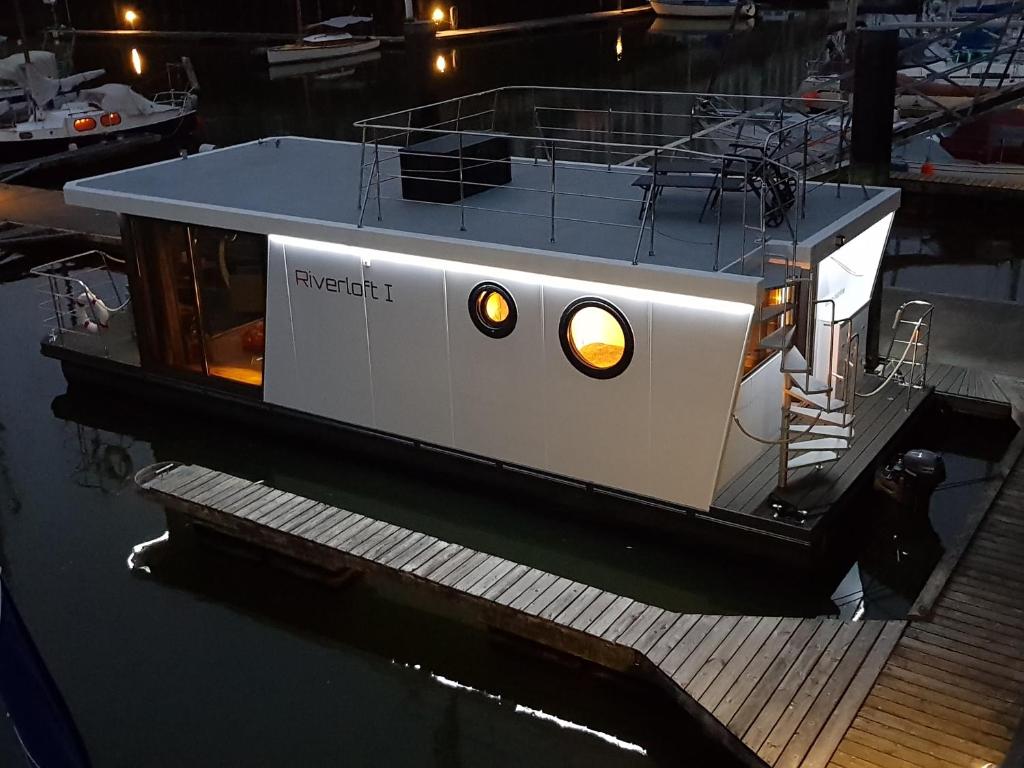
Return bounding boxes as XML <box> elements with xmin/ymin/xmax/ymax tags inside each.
<box><xmin>75</xmin><ymin>289</ymin><xmax>111</xmax><ymax>329</ymax></box>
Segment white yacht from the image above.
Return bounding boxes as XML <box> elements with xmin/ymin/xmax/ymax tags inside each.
<box><xmin>0</xmin><ymin>54</ymin><xmax>198</xmax><ymax>166</ymax></box>
<box><xmin>266</xmin><ymin>16</ymin><xmax>380</xmax><ymax>66</ymax></box>
<box><xmin>34</xmin><ymin>87</ymin><xmax>904</xmax><ymax>536</ymax></box>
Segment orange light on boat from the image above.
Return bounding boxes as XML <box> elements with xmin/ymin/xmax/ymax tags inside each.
<box><xmin>73</xmin><ymin>117</ymin><xmax>97</xmax><ymax>132</ymax></box>
<box><xmin>100</xmin><ymin>112</ymin><xmax>122</xmax><ymax>127</ymax></box>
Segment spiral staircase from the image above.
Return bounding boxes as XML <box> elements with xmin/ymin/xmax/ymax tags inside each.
<box><xmin>757</xmin><ymin>281</ymin><xmax>860</xmax><ymax>489</ymax></box>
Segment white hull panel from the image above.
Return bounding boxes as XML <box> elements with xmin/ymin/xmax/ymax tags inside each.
<box><xmin>263</xmin><ymin>235</ymin><xmax>756</xmax><ymax>512</ymax></box>
<box><xmin>266</xmin><ymin>38</ymin><xmax>380</xmax><ymax>65</ymax></box>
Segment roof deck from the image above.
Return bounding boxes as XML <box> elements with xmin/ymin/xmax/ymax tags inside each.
<box><xmin>66</xmin><ymin>87</ymin><xmax>899</xmax><ymax>281</ymax></box>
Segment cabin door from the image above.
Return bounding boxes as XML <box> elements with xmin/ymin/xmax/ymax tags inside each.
<box><xmin>125</xmin><ymin>217</ymin><xmax>267</xmax><ymax>390</ymax></box>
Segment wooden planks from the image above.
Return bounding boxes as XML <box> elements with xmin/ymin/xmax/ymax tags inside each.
<box><xmin>824</xmin><ymin>453</ymin><xmax>1024</xmax><ymax>768</ymax></box>
<box><xmin>136</xmin><ymin>462</ymin><xmax>909</xmax><ymax>768</ymax></box>
<box><xmin>928</xmin><ymin>362</ymin><xmax>1011</xmax><ymax>406</ymax></box>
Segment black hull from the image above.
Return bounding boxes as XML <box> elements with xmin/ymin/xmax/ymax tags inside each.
<box><xmin>0</xmin><ymin>111</ymin><xmax>198</xmax><ymax>165</ymax></box>
<box><xmin>44</xmin><ymin>342</ymin><xmax>849</xmax><ymax>573</ymax></box>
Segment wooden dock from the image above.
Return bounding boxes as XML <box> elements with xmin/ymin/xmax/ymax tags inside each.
<box><xmin>135</xmin><ymin>462</ymin><xmax>906</xmax><ymax>768</ymax></box>
<box><xmin>826</xmin><ymin>449</ymin><xmax>1024</xmax><ymax>768</ymax></box>
<box><xmin>891</xmin><ymin>170</ymin><xmax>1024</xmax><ymax>202</ymax></box>
<box><xmin>135</xmin><ymin>443</ymin><xmax>1024</xmax><ymax>768</ymax></box>
<box><xmin>0</xmin><ymin>184</ymin><xmax>119</xmax><ymax>243</ymax></box>
<box><xmin>929</xmin><ymin>362</ymin><xmax>1014</xmax><ymax>413</ymax></box>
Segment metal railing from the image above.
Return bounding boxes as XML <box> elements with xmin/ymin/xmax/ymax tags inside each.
<box><xmin>885</xmin><ymin>300</ymin><xmax>934</xmax><ymax>409</ymax></box>
<box><xmin>30</xmin><ymin>250</ymin><xmax>132</xmax><ymax>358</ymax></box>
<box><xmin>353</xmin><ymin>86</ymin><xmax>848</xmax><ymax>276</ymax></box>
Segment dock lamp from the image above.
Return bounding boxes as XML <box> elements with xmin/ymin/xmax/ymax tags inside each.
<box><xmin>124</xmin><ymin>9</ymin><xmax>139</xmax><ymax>29</ymax></box>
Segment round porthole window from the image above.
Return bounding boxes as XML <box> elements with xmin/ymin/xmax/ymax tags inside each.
<box><xmin>469</xmin><ymin>282</ymin><xmax>517</xmax><ymax>338</ymax></box>
<box><xmin>559</xmin><ymin>298</ymin><xmax>633</xmax><ymax>379</ymax></box>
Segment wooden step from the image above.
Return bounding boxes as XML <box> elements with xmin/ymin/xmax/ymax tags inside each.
<box><xmin>788</xmin><ymin>423</ymin><xmax>853</xmax><ymax>438</ymax></box>
<box><xmin>759</xmin><ymin>302</ymin><xmax>791</xmax><ymax>322</ymax></box>
<box><xmin>787</xmin><ymin>389</ymin><xmax>847</xmax><ymax>412</ymax></box>
<box><xmin>787</xmin><ymin>450</ymin><xmax>841</xmax><ymax>470</ymax></box>
<box><xmin>760</xmin><ymin>325</ymin><xmax>794</xmax><ymax>351</ymax></box>
<box><xmin>782</xmin><ymin>346</ymin><xmax>809</xmax><ymax>373</ymax></box>
<box><xmin>787</xmin><ymin>437</ymin><xmax>850</xmax><ymax>452</ymax></box>
<box><xmin>789</xmin><ymin>405</ymin><xmax>854</xmax><ymax>426</ymax></box>
<box><xmin>790</xmin><ymin>372</ymin><xmax>832</xmax><ymax>396</ymax></box>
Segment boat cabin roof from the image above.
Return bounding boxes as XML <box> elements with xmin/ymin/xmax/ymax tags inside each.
<box><xmin>65</xmin><ymin>88</ymin><xmax>898</xmax><ymax>302</ymax></box>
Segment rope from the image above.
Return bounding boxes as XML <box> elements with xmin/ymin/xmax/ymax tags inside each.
<box><xmin>731</xmin><ymin>408</ymin><xmax>824</xmax><ymax>446</ymax></box>
<box><xmin>856</xmin><ymin>322</ymin><xmax>923</xmax><ymax>398</ymax></box>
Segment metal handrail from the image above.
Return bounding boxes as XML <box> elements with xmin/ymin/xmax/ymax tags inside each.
<box><xmin>354</xmin><ymin>86</ymin><xmax>845</xmax><ymax>273</ymax></box>
<box><xmin>30</xmin><ymin>251</ymin><xmax>130</xmax><ymax>354</ymax></box>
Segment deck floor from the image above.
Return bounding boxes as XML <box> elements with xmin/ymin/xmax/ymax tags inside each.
<box><xmin>712</xmin><ymin>376</ymin><xmax>930</xmax><ymax>545</ymax></box>
<box><xmin>137</xmin><ymin>462</ymin><xmax>906</xmax><ymax>768</ymax></box>
<box><xmin>67</xmin><ymin>136</ymin><xmax>886</xmax><ymax>274</ymax></box>
<box><xmin>713</xmin><ymin>361</ymin><xmax>1018</xmax><ymax>547</ymax></box>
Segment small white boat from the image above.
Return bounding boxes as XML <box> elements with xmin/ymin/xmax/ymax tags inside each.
<box><xmin>266</xmin><ymin>16</ymin><xmax>380</xmax><ymax>66</ymax></box>
<box><xmin>0</xmin><ymin>56</ymin><xmax>198</xmax><ymax>166</ymax></box>
<box><xmin>650</xmin><ymin>0</ymin><xmax>756</xmax><ymax>18</ymax></box>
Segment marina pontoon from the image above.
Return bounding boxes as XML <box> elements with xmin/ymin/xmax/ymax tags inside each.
<box><xmin>35</xmin><ymin>87</ymin><xmax>911</xmax><ymax>548</ymax></box>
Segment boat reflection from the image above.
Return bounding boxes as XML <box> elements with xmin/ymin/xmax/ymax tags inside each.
<box><xmin>646</xmin><ymin>15</ymin><xmax>755</xmax><ymax>40</ymax></box>
<box><xmin>70</xmin><ymin>424</ymin><xmax>137</xmax><ymax>494</ymax></box>
<box><xmin>267</xmin><ymin>49</ymin><xmax>380</xmax><ymax>81</ymax></box>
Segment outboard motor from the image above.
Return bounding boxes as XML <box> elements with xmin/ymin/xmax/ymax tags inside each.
<box><xmin>874</xmin><ymin>449</ymin><xmax>946</xmax><ymax>514</ymax></box>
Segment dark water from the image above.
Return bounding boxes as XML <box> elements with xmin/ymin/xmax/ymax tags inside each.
<box><xmin>51</xmin><ymin>12</ymin><xmax>834</xmax><ymax>146</ymax></box>
<box><xmin>2</xmin><ymin>12</ymin><xmax>1022</xmax><ymax>767</ymax></box>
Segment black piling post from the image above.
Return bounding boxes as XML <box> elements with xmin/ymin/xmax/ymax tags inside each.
<box><xmin>851</xmin><ymin>29</ymin><xmax>899</xmax><ymax>186</ymax></box>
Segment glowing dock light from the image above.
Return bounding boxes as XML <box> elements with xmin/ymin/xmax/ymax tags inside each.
<box><xmin>130</xmin><ymin>47</ymin><xmax>143</xmax><ymax>75</ymax></box>
<box><xmin>124</xmin><ymin>9</ymin><xmax>139</xmax><ymax>28</ymax></box>
<box><xmin>431</xmin><ymin>6</ymin><xmax>445</xmax><ymax>22</ymax></box>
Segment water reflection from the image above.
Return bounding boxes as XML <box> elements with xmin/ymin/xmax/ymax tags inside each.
<box><xmin>121</xmin><ymin>509</ymin><xmax>722</xmax><ymax>766</ymax></box>
<box><xmin>45</xmin><ymin>11</ymin><xmax>835</xmax><ymax>149</ymax></box>
<box><xmin>68</xmin><ymin>424</ymin><xmax>136</xmax><ymax>494</ymax></box>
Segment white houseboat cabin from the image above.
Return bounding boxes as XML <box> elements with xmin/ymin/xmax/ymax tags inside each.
<box><xmin>38</xmin><ymin>87</ymin><xmax>901</xmax><ymax>532</ymax></box>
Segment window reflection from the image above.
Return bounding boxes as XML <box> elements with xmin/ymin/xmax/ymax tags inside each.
<box><xmin>190</xmin><ymin>227</ymin><xmax>266</xmax><ymax>386</ymax></box>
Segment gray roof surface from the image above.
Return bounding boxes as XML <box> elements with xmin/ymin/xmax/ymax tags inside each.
<box><xmin>70</xmin><ymin>136</ymin><xmax>893</xmax><ymax>273</ymax></box>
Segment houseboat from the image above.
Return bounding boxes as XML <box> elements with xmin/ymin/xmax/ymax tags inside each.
<box><xmin>37</xmin><ymin>87</ymin><xmax>906</xmax><ymax>544</ymax></box>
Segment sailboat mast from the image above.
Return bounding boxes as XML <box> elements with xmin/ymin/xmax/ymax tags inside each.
<box><xmin>11</xmin><ymin>0</ymin><xmax>33</xmax><ymax>64</ymax></box>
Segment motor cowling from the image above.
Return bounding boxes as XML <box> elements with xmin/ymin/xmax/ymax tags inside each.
<box><xmin>874</xmin><ymin>449</ymin><xmax>946</xmax><ymax>510</ymax></box>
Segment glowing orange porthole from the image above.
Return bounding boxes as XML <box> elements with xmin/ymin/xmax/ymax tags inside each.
<box><xmin>100</xmin><ymin>112</ymin><xmax>122</xmax><ymax>127</ymax></box>
<box><xmin>73</xmin><ymin>117</ymin><xmax>97</xmax><ymax>132</ymax></box>
<box><xmin>469</xmin><ymin>282</ymin><xmax>516</xmax><ymax>338</ymax></box>
<box><xmin>560</xmin><ymin>298</ymin><xmax>633</xmax><ymax>379</ymax></box>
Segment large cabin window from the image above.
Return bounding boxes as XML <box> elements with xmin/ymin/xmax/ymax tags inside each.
<box><xmin>126</xmin><ymin>217</ymin><xmax>267</xmax><ymax>391</ymax></box>
<box><xmin>190</xmin><ymin>226</ymin><xmax>266</xmax><ymax>386</ymax></box>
